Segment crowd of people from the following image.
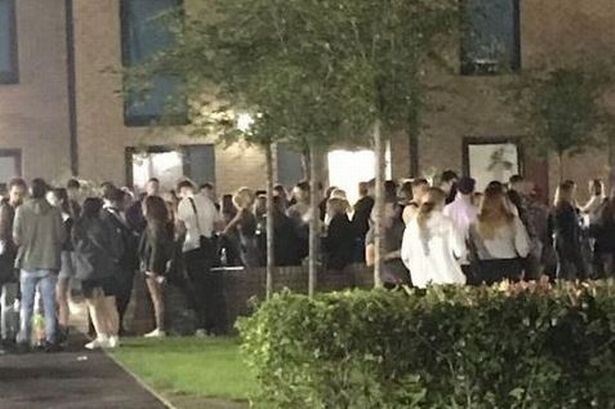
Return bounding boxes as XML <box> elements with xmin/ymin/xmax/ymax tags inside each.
<box><xmin>0</xmin><ymin>170</ymin><xmax>613</xmax><ymax>353</ymax></box>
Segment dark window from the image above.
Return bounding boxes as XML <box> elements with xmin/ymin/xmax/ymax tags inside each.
<box><xmin>0</xmin><ymin>0</ymin><xmax>18</xmax><ymax>84</ymax></box>
<box><xmin>276</xmin><ymin>144</ymin><xmax>304</xmax><ymax>189</ymax></box>
<box><xmin>183</xmin><ymin>144</ymin><xmax>216</xmax><ymax>188</ymax></box>
<box><xmin>121</xmin><ymin>0</ymin><xmax>186</xmax><ymax>126</ymax></box>
<box><xmin>0</xmin><ymin>150</ymin><xmax>22</xmax><ymax>189</ymax></box>
<box><xmin>461</xmin><ymin>0</ymin><xmax>520</xmax><ymax>75</ymax></box>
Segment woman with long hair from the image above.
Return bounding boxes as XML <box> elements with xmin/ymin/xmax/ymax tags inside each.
<box><xmin>591</xmin><ymin>189</ymin><xmax>615</xmax><ymax>277</ymax></box>
<box><xmin>222</xmin><ymin>188</ymin><xmax>259</xmax><ymax>268</ymax></box>
<box><xmin>323</xmin><ymin>197</ymin><xmax>355</xmax><ymax>271</ymax></box>
<box><xmin>469</xmin><ymin>185</ymin><xmax>530</xmax><ymax>284</ymax></box>
<box><xmin>139</xmin><ymin>195</ymin><xmax>174</xmax><ymax>338</ymax></box>
<box><xmin>73</xmin><ymin>198</ymin><xmax>122</xmax><ymax>349</ymax></box>
<box><xmin>550</xmin><ymin>181</ymin><xmax>586</xmax><ymax>280</ymax></box>
<box><xmin>47</xmin><ymin>188</ymin><xmax>75</xmax><ymax>343</ymax></box>
<box><xmin>401</xmin><ymin>188</ymin><xmax>466</xmax><ymax>288</ymax></box>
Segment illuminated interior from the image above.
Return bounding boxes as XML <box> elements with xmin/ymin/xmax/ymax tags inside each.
<box><xmin>327</xmin><ymin>147</ymin><xmax>392</xmax><ymax>205</ymax></box>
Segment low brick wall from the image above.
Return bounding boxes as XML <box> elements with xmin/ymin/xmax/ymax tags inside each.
<box><xmin>122</xmin><ymin>264</ymin><xmax>374</xmax><ymax>336</ymax></box>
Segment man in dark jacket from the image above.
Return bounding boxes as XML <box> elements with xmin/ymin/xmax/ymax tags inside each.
<box><xmin>0</xmin><ymin>178</ymin><xmax>27</xmax><ymax>347</ymax></box>
<box><xmin>351</xmin><ymin>181</ymin><xmax>375</xmax><ymax>262</ymax></box>
<box><xmin>13</xmin><ymin>178</ymin><xmax>65</xmax><ymax>350</ymax></box>
<box><xmin>102</xmin><ymin>187</ymin><xmax>137</xmax><ymax>335</ymax></box>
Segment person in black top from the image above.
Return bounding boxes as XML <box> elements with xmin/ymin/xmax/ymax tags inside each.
<box><xmin>139</xmin><ymin>195</ymin><xmax>174</xmax><ymax>338</ymax></box>
<box><xmin>441</xmin><ymin>170</ymin><xmax>459</xmax><ymax>206</ymax></box>
<box><xmin>590</xmin><ymin>191</ymin><xmax>615</xmax><ymax>278</ymax></box>
<box><xmin>219</xmin><ymin>194</ymin><xmax>241</xmax><ymax>266</ymax></box>
<box><xmin>73</xmin><ymin>198</ymin><xmax>123</xmax><ymax>350</ymax></box>
<box><xmin>351</xmin><ymin>181</ymin><xmax>375</xmax><ymax>263</ymax></box>
<box><xmin>47</xmin><ymin>188</ymin><xmax>75</xmax><ymax>343</ymax></box>
<box><xmin>102</xmin><ymin>187</ymin><xmax>140</xmax><ymax>336</ymax></box>
<box><xmin>550</xmin><ymin>181</ymin><xmax>586</xmax><ymax>280</ymax></box>
<box><xmin>125</xmin><ymin>178</ymin><xmax>161</xmax><ymax>233</ymax></box>
<box><xmin>272</xmin><ymin>196</ymin><xmax>301</xmax><ymax>266</ymax></box>
<box><xmin>323</xmin><ymin>198</ymin><xmax>355</xmax><ymax>271</ymax></box>
<box><xmin>319</xmin><ymin>186</ymin><xmax>337</xmax><ymax>222</ymax></box>
<box><xmin>223</xmin><ymin>188</ymin><xmax>259</xmax><ymax>268</ymax></box>
<box><xmin>0</xmin><ymin>178</ymin><xmax>27</xmax><ymax>347</ymax></box>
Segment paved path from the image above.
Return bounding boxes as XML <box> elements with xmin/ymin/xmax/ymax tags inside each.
<box><xmin>0</xmin><ymin>342</ymin><xmax>167</xmax><ymax>409</ymax></box>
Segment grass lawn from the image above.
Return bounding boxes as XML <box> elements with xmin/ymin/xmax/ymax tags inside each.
<box><xmin>111</xmin><ymin>337</ymin><xmax>255</xmax><ymax>402</ymax></box>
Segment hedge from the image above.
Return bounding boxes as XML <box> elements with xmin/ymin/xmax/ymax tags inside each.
<box><xmin>238</xmin><ymin>280</ymin><xmax>615</xmax><ymax>409</ymax></box>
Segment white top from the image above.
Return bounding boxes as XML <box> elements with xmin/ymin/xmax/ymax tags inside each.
<box><xmin>581</xmin><ymin>195</ymin><xmax>605</xmax><ymax>225</ymax></box>
<box><xmin>444</xmin><ymin>195</ymin><xmax>477</xmax><ymax>266</ymax></box>
<box><xmin>177</xmin><ymin>193</ymin><xmax>222</xmax><ymax>252</ymax></box>
<box><xmin>444</xmin><ymin>194</ymin><xmax>478</xmax><ymax>239</ymax></box>
<box><xmin>469</xmin><ymin>217</ymin><xmax>530</xmax><ymax>260</ymax></box>
<box><xmin>401</xmin><ymin>212</ymin><xmax>467</xmax><ymax>289</ymax></box>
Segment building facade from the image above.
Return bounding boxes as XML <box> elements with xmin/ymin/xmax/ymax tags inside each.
<box><xmin>0</xmin><ymin>0</ymin><xmax>613</xmax><ymax>198</ymax></box>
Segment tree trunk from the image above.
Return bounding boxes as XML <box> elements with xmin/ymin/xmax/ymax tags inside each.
<box><xmin>308</xmin><ymin>145</ymin><xmax>320</xmax><ymax>297</ymax></box>
<box><xmin>558</xmin><ymin>151</ymin><xmax>564</xmax><ymax>183</ymax></box>
<box><xmin>373</xmin><ymin>119</ymin><xmax>385</xmax><ymax>288</ymax></box>
<box><xmin>265</xmin><ymin>144</ymin><xmax>275</xmax><ymax>299</ymax></box>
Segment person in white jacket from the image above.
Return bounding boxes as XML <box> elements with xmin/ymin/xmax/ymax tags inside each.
<box><xmin>401</xmin><ymin>187</ymin><xmax>467</xmax><ymax>289</ymax></box>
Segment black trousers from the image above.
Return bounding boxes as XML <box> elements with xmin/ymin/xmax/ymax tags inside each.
<box><xmin>184</xmin><ymin>244</ymin><xmax>226</xmax><ymax>334</ymax></box>
<box><xmin>477</xmin><ymin>258</ymin><xmax>524</xmax><ymax>285</ymax></box>
<box><xmin>115</xmin><ymin>268</ymin><xmax>135</xmax><ymax>335</ymax></box>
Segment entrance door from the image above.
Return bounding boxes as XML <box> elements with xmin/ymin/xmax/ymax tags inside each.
<box><xmin>327</xmin><ymin>148</ymin><xmax>391</xmax><ymax>205</ymax></box>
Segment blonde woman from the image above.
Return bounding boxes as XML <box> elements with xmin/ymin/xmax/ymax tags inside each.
<box><xmin>401</xmin><ymin>188</ymin><xmax>466</xmax><ymax>288</ymax></box>
<box><xmin>469</xmin><ymin>185</ymin><xmax>530</xmax><ymax>285</ymax></box>
<box><xmin>222</xmin><ymin>188</ymin><xmax>259</xmax><ymax>268</ymax></box>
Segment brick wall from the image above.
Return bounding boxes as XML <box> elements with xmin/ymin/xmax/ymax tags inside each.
<box><xmin>0</xmin><ymin>0</ymin><xmax>72</xmax><ymax>181</ymax></box>
<box><xmin>117</xmin><ymin>265</ymin><xmax>374</xmax><ymax>336</ymax></box>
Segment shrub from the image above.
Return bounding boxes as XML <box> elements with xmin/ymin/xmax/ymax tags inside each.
<box><xmin>238</xmin><ymin>280</ymin><xmax>615</xmax><ymax>409</ymax></box>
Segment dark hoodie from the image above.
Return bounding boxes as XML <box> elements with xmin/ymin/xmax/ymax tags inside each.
<box><xmin>13</xmin><ymin>198</ymin><xmax>65</xmax><ymax>271</ymax></box>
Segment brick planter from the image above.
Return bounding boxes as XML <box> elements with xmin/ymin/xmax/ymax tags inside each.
<box><xmin>121</xmin><ymin>264</ymin><xmax>374</xmax><ymax>335</ymax></box>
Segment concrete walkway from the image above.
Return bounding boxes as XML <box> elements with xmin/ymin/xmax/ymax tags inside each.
<box><xmin>0</xmin><ymin>342</ymin><xmax>167</xmax><ymax>409</ymax></box>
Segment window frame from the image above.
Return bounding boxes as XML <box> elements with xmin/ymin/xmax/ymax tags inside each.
<box><xmin>462</xmin><ymin>136</ymin><xmax>524</xmax><ymax>185</ymax></box>
<box><xmin>125</xmin><ymin>144</ymin><xmax>215</xmax><ymax>189</ymax></box>
<box><xmin>460</xmin><ymin>0</ymin><xmax>521</xmax><ymax>76</ymax></box>
<box><xmin>120</xmin><ymin>0</ymin><xmax>187</xmax><ymax>127</ymax></box>
<box><xmin>0</xmin><ymin>0</ymin><xmax>19</xmax><ymax>84</ymax></box>
<box><xmin>0</xmin><ymin>148</ymin><xmax>23</xmax><ymax>177</ymax></box>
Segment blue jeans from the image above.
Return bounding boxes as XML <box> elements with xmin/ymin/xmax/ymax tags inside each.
<box><xmin>1</xmin><ymin>283</ymin><xmax>18</xmax><ymax>341</ymax></box>
<box><xmin>18</xmin><ymin>270</ymin><xmax>58</xmax><ymax>345</ymax></box>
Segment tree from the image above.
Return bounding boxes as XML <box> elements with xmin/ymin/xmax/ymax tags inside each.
<box><xmin>507</xmin><ymin>63</ymin><xmax>613</xmax><ymax>181</ymax></box>
<box><xmin>316</xmin><ymin>0</ymin><xmax>459</xmax><ymax>285</ymax></box>
<box><xmin>129</xmin><ymin>0</ymin><xmax>370</xmax><ymax>297</ymax></box>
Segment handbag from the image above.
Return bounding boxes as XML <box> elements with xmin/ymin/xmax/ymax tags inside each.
<box><xmin>188</xmin><ymin>198</ymin><xmax>220</xmax><ymax>265</ymax></box>
<box><xmin>188</xmin><ymin>197</ymin><xmax>209</xmax><ymax>250</ymax></box>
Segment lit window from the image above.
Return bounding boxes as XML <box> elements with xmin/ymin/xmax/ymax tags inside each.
<box><xmin>328</xmin><ymin>148</ymin><xmax>392</xmax><ymax>205</ymax></box>
<box><xmin>128</xmin><ymin>145</ymin><xmax>215</xmax><ymax>190</ymax></box>
<box><xmin>464</xmin><ymin>138</ymin><xmax>520</xmax><ymax>191</ymax></box>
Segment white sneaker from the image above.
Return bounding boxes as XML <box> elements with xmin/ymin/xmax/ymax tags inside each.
<box><xmin>107</xmin><ymin>336</ymin><xmax>120</xmax><ymax>349</ymax></box>
<box><xmin>144</xmin><ymin>328</ymin><xmax>166</xmax><ymax>338</ymax></box>
<box><xmin>85</xmin><ymin>336</ymin><xmax>109</xmax><ymax>350</ymax></box>
<box><xmin>195</xmin><ymin>328</ymin><xmax>208</xmax><ymax>338</ymax></box>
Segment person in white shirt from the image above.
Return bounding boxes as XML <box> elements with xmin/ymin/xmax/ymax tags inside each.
<box><xmin>443</xmin><ymin>177</ymin><xmax>478</xmax><ymax>283</ymax></box>
<box><xmin>468</xmin><ymin>185</ymin><xmax>530</xmax><ymax>285</ymax></box>
<box><xmin>581</xmin><ymin>179</ymin><xmax>606</xmax><ymax>225</ymax></box>
<box><xmin>176</xmin><ymin>180</ymin><xmax>224</xmax><ymax>336</ymax></box>
<box><xmin>401</xmin><ymin>187</ymin><xmax>467</xmax><ymax>289</ymax></box>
